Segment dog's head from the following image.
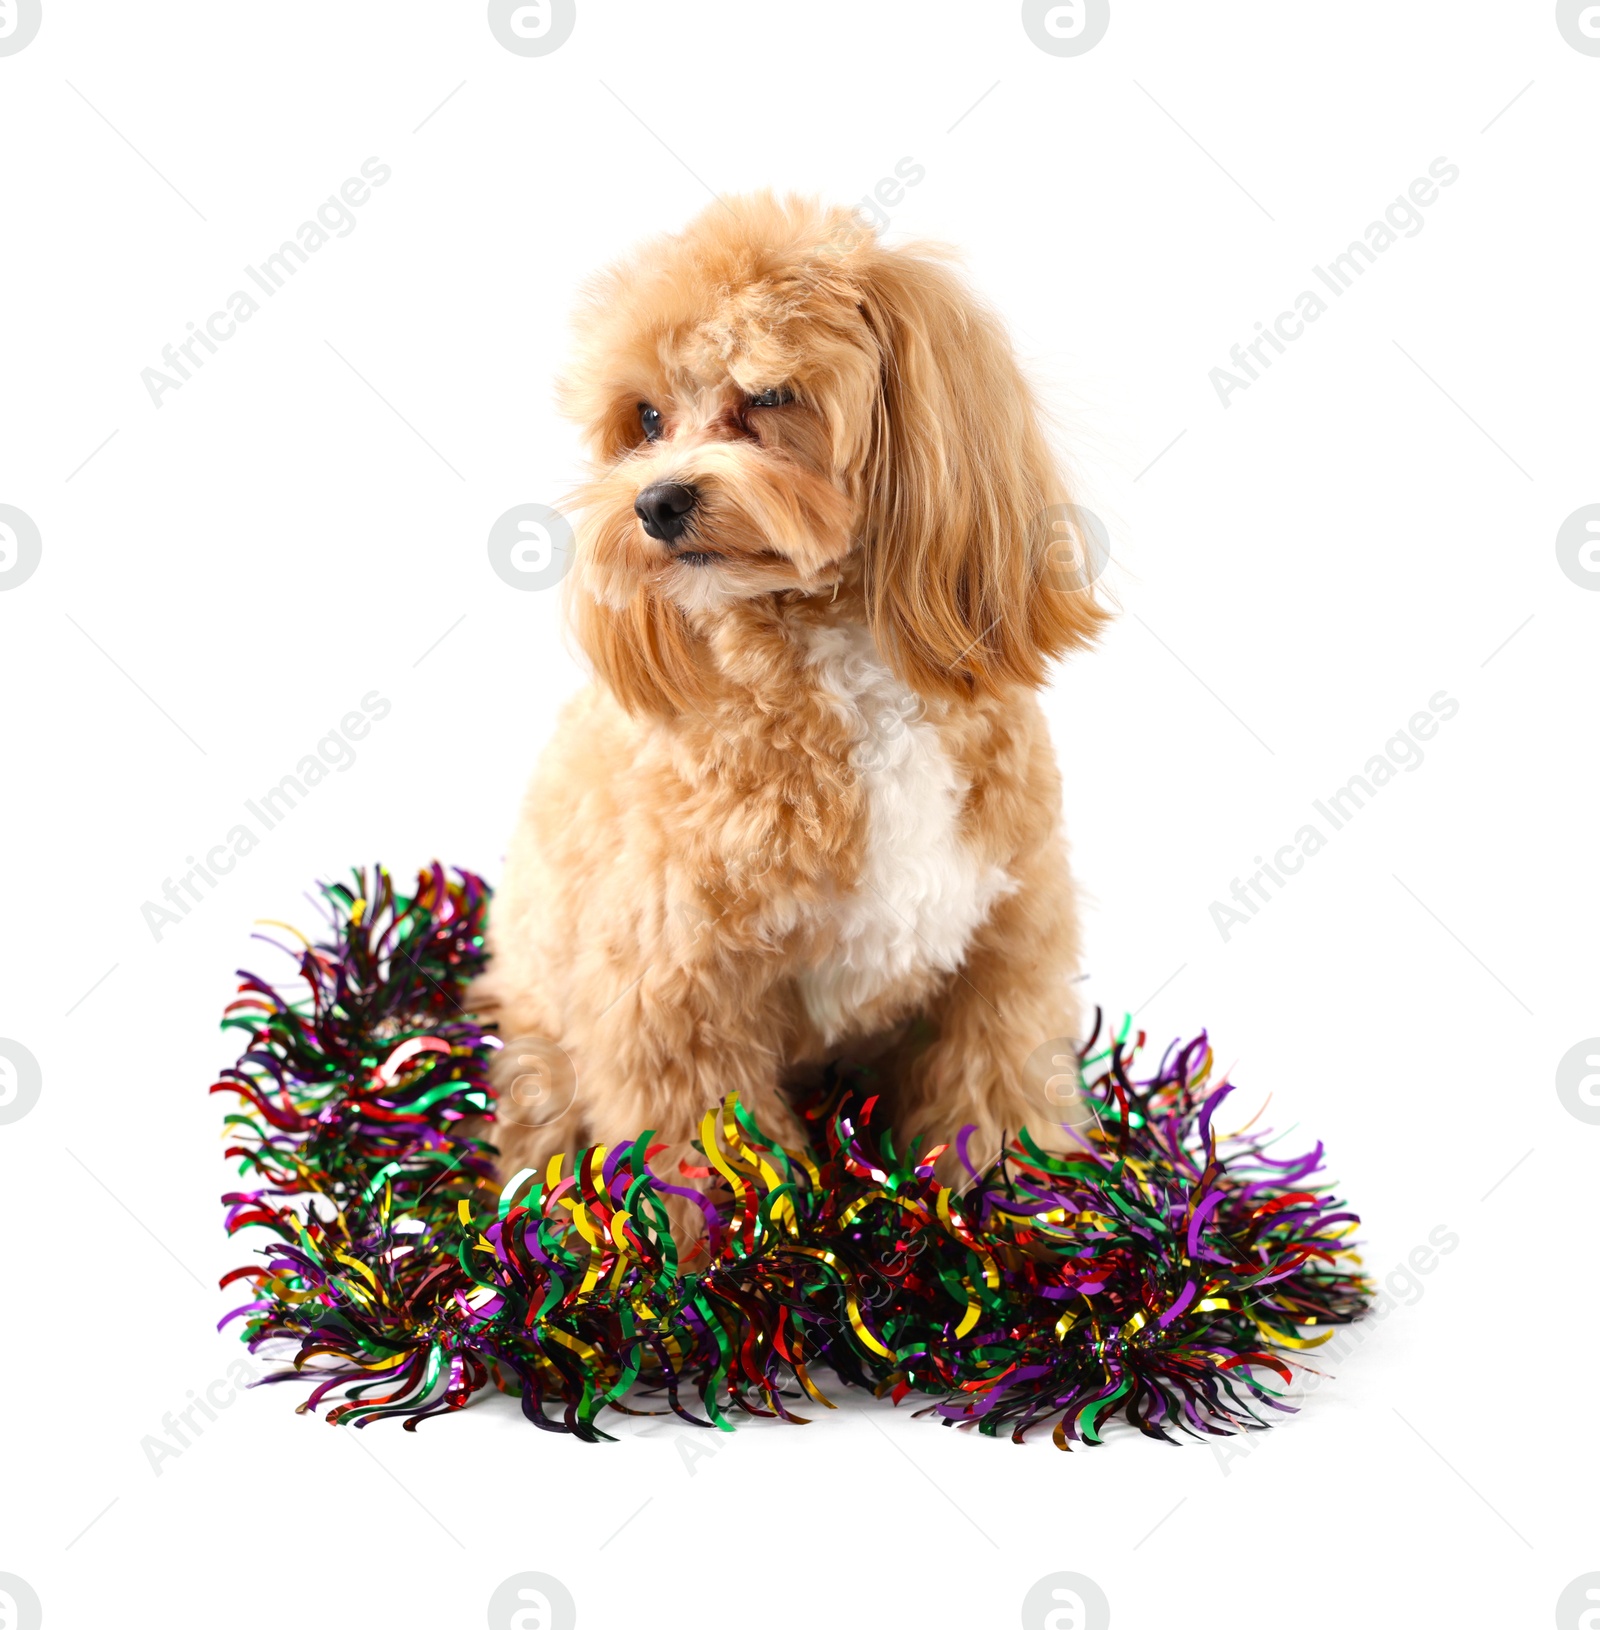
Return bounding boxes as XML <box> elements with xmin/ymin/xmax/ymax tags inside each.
<box><xmin>561</xmin><ymin>192</ymin><xmax>1107</xmax><ymax>713</ymax></box>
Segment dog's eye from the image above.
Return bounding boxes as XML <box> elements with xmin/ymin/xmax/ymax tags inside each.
<box><xmin>747</xmin><ymin>388</ymin><xmax>792</xmax><ymax>409</ymax></box>
<box><xmin>639</xmin><ymin>403</ymin><xmax>663</xmax><ymax>442</ymax></box>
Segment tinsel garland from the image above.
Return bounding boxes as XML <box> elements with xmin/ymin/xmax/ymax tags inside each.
<box><xmin>216</xmin><ymin>864</ymin><xmax>1369</xmax><ymax>1447</ymax></box>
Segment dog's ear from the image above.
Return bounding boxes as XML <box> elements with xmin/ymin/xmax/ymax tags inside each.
<box><xmin>855</xmin><ymin>248</ymin><xmax>1109</xmax><ymax>699</ymax></box>
<box><xmin>567</xmin><ymin>568</ymin><xmax>712</xmax><ymax>719</ymax></box>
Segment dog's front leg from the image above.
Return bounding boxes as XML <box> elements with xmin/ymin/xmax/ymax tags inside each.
<box><xmin>895</xmin><ymin>843</ymin><xmax>1093</xmax><ymax>1184</ymax></box>
<box><xmin>494</xmin><ymin>920</ymin><xmax>803</xmax><ymax>1256</ymax></box>
<box><xmin>587</xmin><ymin>965</ymin><xmax>805</xmax><ymax>1258</ymax></box>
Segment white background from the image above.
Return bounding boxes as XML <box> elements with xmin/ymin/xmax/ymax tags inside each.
<box><xmin>1</xmin><ymin>3</ymin><xmax>1596</xmax><ymax>1627</ymax></box>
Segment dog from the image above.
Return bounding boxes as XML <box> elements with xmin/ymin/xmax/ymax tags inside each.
<box><xmin>472</xmin><ymin>193</ymin><xmax>1109</xmax><ymax>1238</ymax></box>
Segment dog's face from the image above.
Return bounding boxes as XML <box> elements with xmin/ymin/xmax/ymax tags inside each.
<box><xmin>562</xmin><ymin>193</ymin><xmax>1106</xmax><ymax>713</ymax></box>
<box><xmin>566</xmin><ymin>287</ymin><xmax>864</xmax><ymax>617</ymax></box>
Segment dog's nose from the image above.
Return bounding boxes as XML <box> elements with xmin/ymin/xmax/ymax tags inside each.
<box><xmin>634</xmin><ymin>482</ymin><xmax>698</xmax><ymax>543</ymax></box>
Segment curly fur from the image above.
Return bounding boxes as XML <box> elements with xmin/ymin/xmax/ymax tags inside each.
<box><xmin>472</xmin><ymin>193</ymin><xmax>1109</xmax><ymax>1242</ymax></box>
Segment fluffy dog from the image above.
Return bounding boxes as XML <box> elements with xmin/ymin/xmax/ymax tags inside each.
<box><xmin>473</xmin><ymin>193</ymin><xmax>1108</xmax><ymax>1234</ymax></box>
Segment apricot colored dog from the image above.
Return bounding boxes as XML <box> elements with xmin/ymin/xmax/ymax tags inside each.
<box><xmin>473</xmin><ymin>194</ymin><xmax>1108</xmax><ymax>1231</ymax></box>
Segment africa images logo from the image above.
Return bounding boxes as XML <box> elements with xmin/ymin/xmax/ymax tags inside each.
<box><xmin>486</xmin><ymin>1573</ymin><xmax>577</xmax><ymax>1630</ymax></box>
<box><xmin>0</xmin><ymin>0</ymin><xmax>42</xmax><ymax>55</ymax></box>
<box><xmin>1209</xmin><ymin>159</ymin><xmax>1459</xmax><ymax>408</ymax></box>
<box><xmin>139</xmin><ymin>160</ymin><xmax>392</xmax><ymax>408</ymax></box>
<box><xmin>488</xmin><ymin>0</ymin><xmax>576</xmax><ymax>55</ymax></box>
<box><xmin>1209</xmin><ymin>691</ymin><xmax>1459</xmax><ymax>941</ymax></box>
<box><xmin>139</xmin><ymin>692</ymin><xmax>392</xmax><ymax>940</ymax></box>
<box><xmin>0</xmin><ymin>504</ymin><xmax>42</xmax><ymax>591</ymax></box>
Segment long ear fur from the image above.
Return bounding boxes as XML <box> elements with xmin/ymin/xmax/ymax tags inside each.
<box><xmin>566</xmin><ymin>574</ymin><xmax>714</xmax><ymax>719</ymax></box>
<box><xmin>856</xmin><ymin>248</ymin><xmax>1110</xmax><ymax>699</ymax></box>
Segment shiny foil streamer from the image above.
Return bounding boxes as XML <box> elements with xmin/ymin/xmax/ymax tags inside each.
<box><xmin>216</xmin><ymin>865</ymin><xmax>1371</xmax><ymax>1446</ymax></box>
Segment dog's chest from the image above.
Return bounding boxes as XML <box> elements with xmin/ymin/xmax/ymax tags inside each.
<box><xmin>795</xmin><ymin>625</ymin><xmax>1013</xmax><ymax>1042</ymax></box>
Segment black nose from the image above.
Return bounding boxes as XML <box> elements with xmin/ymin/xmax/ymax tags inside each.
<box><xmin>634</xmin><ymin>482</ymin><xmax>698</xmax><ymax>543</ymax></box>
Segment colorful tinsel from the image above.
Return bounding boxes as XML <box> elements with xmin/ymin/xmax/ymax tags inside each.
<box><xmin>216</xmin><ymin>864</ymin><xmax>1369</xmax><ymax>1446</ymax></box>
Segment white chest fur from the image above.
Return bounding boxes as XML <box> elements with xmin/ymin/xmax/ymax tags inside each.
<box><xmin>797</xmin><ymin>624</ymin><xmax>1014</xmax><ymax>1043</ymax></box>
